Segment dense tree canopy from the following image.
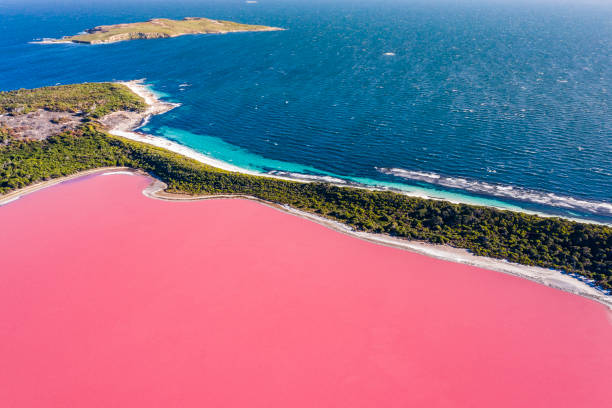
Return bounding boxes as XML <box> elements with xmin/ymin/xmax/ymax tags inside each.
<box><xmin>0</xmin><ymin>83</ymin><xmax>145</xmax><ymax>118</ymax></box>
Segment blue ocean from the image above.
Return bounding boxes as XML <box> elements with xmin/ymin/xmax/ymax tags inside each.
<box><xmin>1</xmin><ymin>0</ymin><xmax>611</xmax><ymax>222</ymax></box>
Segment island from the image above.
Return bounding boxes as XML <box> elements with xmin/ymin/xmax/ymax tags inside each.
<box><xmin>1</xmin><ymin>82</ymin><xmax>611</xmax><ymax>300</ymax></box>
<box><xmin>35</xmin><ymin>17</ymin><xmax>283</xmax><ymax>44</ymax></box>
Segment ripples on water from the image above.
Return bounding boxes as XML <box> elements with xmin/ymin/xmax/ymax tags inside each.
<box><xmin>1</xmin><ymin>0</ymin><xmax>611</xmax><ymax>222</ymax></box>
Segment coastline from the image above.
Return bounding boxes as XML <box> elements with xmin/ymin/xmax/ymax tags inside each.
<box><xmin>5</xmin><ymin>80</ymin><xmax>608</xmax><ymax>308</ymax></box>
<box><xmin>109</xmin><ymin>80</ymin><xmax>611</xmax><ymax>226</ymax></box>
<box><xmin>31</xmin><ymin>27</ymin><xmax>285</xmax><ymax>45</ymax></box>
<box><xmin>29</xmin><ymin>40</ymin><xmax>73</xmax><ymax>44</ymax></box>
<box><xmin>4</xmin><ymin>169</ymin><xmax>610</xmax><ymax>408</ymax></box>
<box><xmin>107</xmin><ymin>80</ymin><xmax>321</xmax><ymax>181</ymax></box>
<box><xmin>144</xmin><ymin>177</ymin><xmax>612</xmax><ymax>311</ymax></box>
<box><xmin>2</xmin><ymin>167</ymin><xmax>609</xmax><ymax>310</ymax></box>
<box><xmin>0</xmin><ymin>167</ymin><xmax>130</xmax><ymax>207</ymax></box>
<box><xmin>107</xmin><ymin>80</ymin><xmax>267</xmax><ymax>176</ymax></box>
<box><xmin>100</xmin><ymin>81</ymin><xmax>612</xmax><ymax>309</ymax></box>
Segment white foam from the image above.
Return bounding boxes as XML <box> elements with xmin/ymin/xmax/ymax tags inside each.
<box><xmin>0</xmin><ymin>196</ymin><xmax>20</xmax><ymax>206</ymax></box>
<box><xmin>101</xmin><ymin>171</ymin><xmax>135</xmax><ymax>176</ymax></box>
<box><xmin>378</xmin><ymin>167</ymin><xmax>612</xmax><ymax>216</ymax></box>
<box><xmin>269</xmin><ymin>171</ymin><xmax>347</xmax><ymax>184</ymax></box>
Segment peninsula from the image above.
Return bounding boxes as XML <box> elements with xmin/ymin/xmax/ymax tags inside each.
<box><xmin>1</xmin><ymin>82</ymin><xmax>611</xmax><ymax>302</ymax></box>
<box><xmin>36</xmin><ymin>17</ymin><xmax>283</xmax><ymax>44</ymax></box>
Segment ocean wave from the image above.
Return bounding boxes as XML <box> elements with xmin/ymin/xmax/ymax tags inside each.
<box><xmin>378</xmin><ymin>167</ymin><xmax>612</xmax><ymax>216</ymax></box>
<box><xmin>268</xmin><ymin>171</ymin><xmax>347</xmax><ymax>184</ymax></box>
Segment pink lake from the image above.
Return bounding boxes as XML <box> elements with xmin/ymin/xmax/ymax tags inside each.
<box><xmin>1</xmin><ymin>172</ymin><xmax>611</xmax><ymax>407</ymax></box>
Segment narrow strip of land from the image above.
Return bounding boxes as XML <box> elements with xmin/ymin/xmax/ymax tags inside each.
<box><xmin>2</xmin><ymin>81</ymin><xmax>611</xmax><ymax>298</ymax></box>
<box><xmin>2</xmin><ymin>168</ymin><xmax>610</xmax><ymax>310</ymax></box>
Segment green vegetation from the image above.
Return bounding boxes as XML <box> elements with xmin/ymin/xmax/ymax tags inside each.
<box><xmin>1</xmin><ymin>127</ymin><xmax>611</xmax><ymax>290</ymax></box>
<box><xmin>0</xmin><ymin>127</ymin><xmax>10</xmax><ymax>144</ymax></box>
<box><xmin>49</xmin><ymin>117</ymin><xmax>72</xmax><ymax>125</ymax></box>
<box><xmin>0</xmin><ymin>83</ymin><xmax>146</xmax><ymax>118</ymax></box>
<box><xmin>41</xmin><ymin>17</ymin><xmax>282</xmax><ymax>44</ymax></box>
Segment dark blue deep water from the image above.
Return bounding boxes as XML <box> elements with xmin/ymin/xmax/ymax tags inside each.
<box><xmin>1</xmin><ymin>0</ymin><xmax>611</xmax><ymax>222</ymax></box>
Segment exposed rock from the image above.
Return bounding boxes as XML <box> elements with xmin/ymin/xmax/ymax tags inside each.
<box><xmin>0</xmin><ymin>110</ymin><xmax>82</xmax><ymax>141</ymax></box>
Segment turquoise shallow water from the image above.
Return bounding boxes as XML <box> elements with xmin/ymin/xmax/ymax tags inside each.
<box><xmin>152</xmin><ymin>124</ymin><xmax>522</xmax><ymax>211</ymax></box>
<box><xmin>1</xmin><ymin>0</ymin><xmax>611</xmax><ymax>222</ymax></box>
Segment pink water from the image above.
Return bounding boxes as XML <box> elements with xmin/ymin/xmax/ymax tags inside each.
<box><xmin>1</xmin><ymin>173</ymin><xmax>611</xmax><ymax>407</ymax></box>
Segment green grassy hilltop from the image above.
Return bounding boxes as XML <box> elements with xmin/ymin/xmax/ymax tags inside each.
<box><xmin>0</xmin><ymin>83</ymin><xmax>146</xmax><ymax>118</ymax></box>
<box><xmin>40</xmin><ymin>17</ymin><xmax>283</xmax><ymax>44</ymax></box>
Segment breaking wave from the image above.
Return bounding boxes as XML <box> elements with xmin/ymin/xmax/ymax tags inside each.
<box><xmin>378</xmin><ymin>168</ymin><xmax>612</xmax><ymax>216</ymax></box>
<box><xmin>268</xmin><ymin>171</ymin><xmax>347</xmax><ymax>184</ymax></box>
